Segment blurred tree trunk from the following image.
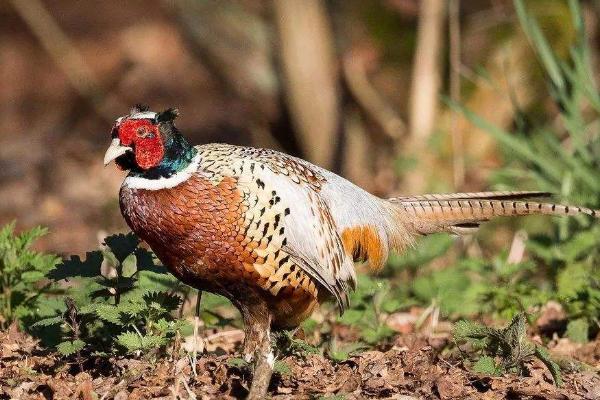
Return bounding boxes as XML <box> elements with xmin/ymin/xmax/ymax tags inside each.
<box><xmin>173</xmin><ymin>0</ymin><xmax>282</xmax><ymax>150</ymax></box>
<box><xmin>405</xmin><ymin>0</ymin><xmax>446</xmax><ymax>193</ymax></box>
<box><xmin>273</xmin><ymin>0</ymin><xmax>340</xmax><ymax>170</ymax></box>
<box><xmin>408</xmin><ymin>0</ymin><xmax>445</xmax><ymax>141</ymax></box>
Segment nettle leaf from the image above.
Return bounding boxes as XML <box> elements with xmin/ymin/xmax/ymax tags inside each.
<box><xmin>78</xmin><ymin>303</ymin><xmax>99</xmax><ymax>315</ymax></box>
<box><xmin>381</xmin><ymin>298</ymin><xmax>404</xmax><ymax>313</ymax></box>
<box><xmin>21</xmin><ymin>271</ymin><xmax>46</xmax><ymax>283</ymax></box>
<box><xmin>273</xmin><ymin>361</ymin><xmax>292</xmax><ymax>376</ymax></box>
<box><xmin>301</xmin><ymin>318</ymin><xmax>318</xmax><ymax>334</ymax></box>
<box><xmin>136</xmin><ymin>271</ymin><xmax>181</xmax><ymax>294</ymax></box>
<box><xmin>48</xmin><ymin>251</ymin><xmax>103</xmax><ymax>281</ymax></box>
<box><xmin>18</xmin><ymin>226</ymin><xmax>49</xmax><ymax>249</ymax></box>
<box><xmin>104</xmin><ymin>233</ymin><xmax>140</xmax><ymax>263</ymax></box>
<box><xmin>227</xmin><ymin>357</ymin><xmax>250</xmax><ymax>368</ymax></box>
<box><xmin>174</xmin><ymin>319</ymin><xmax>193</xmax><ymax>336</ymax></box>
<box><xmin>560</xmin><ymin>229</ymin><xmax>600</xmax><ymax>262</ymax></box>
<box><xmin>455</xmin><ymin>314</ymin><xmax>562</xmax><ymax>385</ymax></box>
<box><xmin>135</xmin><ymin>248</ymin><xmax>168</xmax><ymax>274</ymax></box>
<box><xmin>154</xmin><ymin>318</ymin><xmax>171</xmax><ymax>333</ymax></box>
<box><xmin>116</xmin><ymin>332</ymin><xmax>142</xmax><ymax>351</ymax></box>
<box><xmin>329</xmin><ymin>342</ymin><xmax>366</xmax><ymax>362</ymax></box>
<box><xmin>29</xmin><ymin>253</ymin><xmax>60</xmax><ymax>273</ymax></box>
<box><xmin>142</xmin><ymin>334</ymin><xmax>167</xmax><ymax>348</ymax></box>
<box><xmin>535</xmin><ymin>345</ymin><xmax>563</xmax><ymax>386</ymax></box>
<box><xmin>557</xmin><ymin>263</ymin><xmax>589</xmax><ymax>299</ymax></box>
<box><xmin>472</xmin><ymin>356</ymin><xmax>503</xmax><ymax>376</ymax></box>
<box><xmin>337</xmin><ymin>309</ymin><xmax>363</xmax><ymax>325</ymax></box>
<box><xmin>116</xmin><ymin>332</ymin><xmax>166</xmax><ymax>352</ymax></box>
<box><xmin>361</xmin><ymin>326</ymin><xmax>394</xmax><ymax>344</ymax></box>
<box><xmin>57</xmin><ymin>339</ymin><xmax>85</xmax><ymax>356</ymax></box>
<box><xmin>95</xmin><ymin>304</ymin><xmax>123</xmax><ymax>325</ymax></box>
<box><xmin>289</xmin><ymin>338</ymin><xmax>320</xmax><ymax>356</ymax></box>
<box><xmin>0</xmin><ymin>222</ymin><xmax>61</xmax><ymax>322</ymax></box>
<box><xmin>143</xmin><ymin>291</ymin><xmax>182</xmax><ymax>313</ymax></box>
<box><xmin>565</xmin><ymin>318</ymin><xmax>589</xmax><ymax>343</ymax></box>
<box><xmin>526</xmin><ymin>235</ymin><xmax>559</xmax><ymax>262</ymax></box>
<box><xmin>117</xmin><ymin>300</ymin><xmax>146</xmax><ymax>317</ymax></box>
<box><xmin>31</xmin><ymin>316</ymin><xmax>63</xmax><ymax>328</ymax></box>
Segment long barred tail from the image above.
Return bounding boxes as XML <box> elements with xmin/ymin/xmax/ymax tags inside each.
<box><xmin>389</xmin><ymin>191</ymin><xmax>599</xmax><ymax>235</ymax></box>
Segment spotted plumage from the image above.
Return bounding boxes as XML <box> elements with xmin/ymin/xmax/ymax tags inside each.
<box><xmin>105</xmin><ymin>106</ymin><xmax>599</xmax><ymax>397</ymax></box>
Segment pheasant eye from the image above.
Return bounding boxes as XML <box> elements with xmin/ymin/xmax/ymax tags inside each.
<box><xmin>135</xmin><ymin>126</ymin><xmax>156</xmax><ymax>139</ymax></box>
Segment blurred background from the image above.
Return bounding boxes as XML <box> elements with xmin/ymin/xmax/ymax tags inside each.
<box><xmin>0</xmin><ymin>0</ymin><xmax>596</xmax><ymax>254</ymax></box>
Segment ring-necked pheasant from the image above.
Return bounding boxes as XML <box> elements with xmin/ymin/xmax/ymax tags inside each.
<box><xmin>104</xmin><ymin>105</ymin><xmax>598</xmax><ymax>398</ymax></box>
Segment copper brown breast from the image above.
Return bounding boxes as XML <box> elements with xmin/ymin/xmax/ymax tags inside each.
<box><xmin>119</xmin><ymin>173</ymin><xmax>319</xmax><ymax>327</ymax></box>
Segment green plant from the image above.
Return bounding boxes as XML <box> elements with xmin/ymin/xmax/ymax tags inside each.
<box><xmin>112</xmin><ymin>291</ymin><xmax>189</xmax><ymax>354</ymax></box>
<box><xmin>273</xmin><ymin>360</ymin><xmax>292</xmax><ymax>376</ymax></box>
<box><xmin>291</xmin><ymin>271</ymin><xmax>411</xmax><ymax>360</ymax></box>
<box><xmin>328</xmin><ymin>340</ymin><xmax>368</xmax><ymax>363</ymax></box>
<box><xmin>454</xmin><ymin>313</ymin><xmax>562</xmax><ymax>386</ymax></box>
<box><xmin>33</xmin><ymin>232</ymin><xmax>192</xmax><ymax>358</ymax></box>
<box><xmin>414</xmin><ymin>252</ymin><xmax>552</xmax><ymax>320</ymax></box>
<box><xmin>274</xmin><ymin>330</ymin><xmax>321</xmax><ymax>358</ymax></box>
<box><xmin>336</xmin><ymin>275</ymin><xmax>398</xmax><ymax>345</ymax></box>
<box><xmin>382</xmin><ymin>233</ymin><xmax>548</xmax><ymax>321</ymax></box>
<box><xmin>0</xmin><ymin>222</ymin><xmax>60</xmax><ymax>329</ymax></box>
<box><xmin>447</xmin><ymin>0</ymin><xmax>600</xmax><ymax>341</ymax></box>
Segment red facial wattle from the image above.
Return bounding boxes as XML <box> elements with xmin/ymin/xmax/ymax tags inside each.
<box><xmin>118</xmin><ymin>119</ymin><xmax>164</xmax><ymax>170</ymax></box>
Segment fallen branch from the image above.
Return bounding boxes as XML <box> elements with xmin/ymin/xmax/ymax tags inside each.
<box><xmin>343</xmin><ymin>49</ymin><xmax>406</xmax><ymax>141</ymax></box>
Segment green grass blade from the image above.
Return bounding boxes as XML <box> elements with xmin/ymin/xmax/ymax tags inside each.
<box><xmin>447</xmin><ymin>100</ymin><xmax>564</xmax><ymax>184</ymax></box>
<box><xmin>514</xmin><ymin>0</ymin><xmax>565</xmax><ymax>93</ymax></box>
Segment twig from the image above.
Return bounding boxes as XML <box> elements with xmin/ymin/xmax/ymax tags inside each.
<box><xmin>191</xmin><ymin>291</ymin><xmax>203</xmax><ymax>377</ymax></box>
<box><xmin>430</xmin><ymin>303</ymin><xmax>440</xmax><ymax>334</ymax></box>
<box><xmin>439</xmin><ymin>357</ymin><xmax>460</xmax><ymax>369</ymax></box>
<box><xmin>507</xmin><ymin>230</ymin><xmax>528</xmax><ymax>265</ymax></box>
<box><xmin>415</xmin><ymin>299</ymin><xmax>436</xmax><ymax>330</ymax></box>
<box><xmin>204</xmin><ymin>329</ymin><xmax>245</xmax><ymax>343</ymax></box>
<box><xmin>342</xmin><ymin>49</ymin><xmax>406</xmax><ymax>141</ymax></box>
<box><xmin>65</xmin><ymin>298</ymin><xmax>84</xmax><ymax>373</ymax></box>
<box><xmin>449</xmin><ymin>0</ymin><xmax>465</xmax><ymax>189</ymax></box>
<box><xmin>181</xmin><ymin>377</ymin><xmax>197</xmax><ymax>400</ymax></box>
<box><xmin>99</xmin><ymin>371</ymin><xmax>145</xmax><ymax>400</ymax></box>
<box><xmin>170</xmin><ymin>375</ymin><xmax>181</xmax><ymax>400</ymax></box>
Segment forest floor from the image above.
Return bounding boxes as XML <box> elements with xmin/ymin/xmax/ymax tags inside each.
<box><xmin>1</xmin><ymin>325</ymin><xmax>600</xmax><ymax>400</ymax></box>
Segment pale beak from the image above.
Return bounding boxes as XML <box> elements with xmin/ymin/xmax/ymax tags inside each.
<box><xmin>103</xmin><ymin>138</ymin><xmax>132</xmax><ymax>166</ymax></box>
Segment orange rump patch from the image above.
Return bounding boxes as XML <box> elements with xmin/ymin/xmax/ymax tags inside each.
<box><xmin>341</xmin><ymin>225</ymin><xmax>385</xmax><ymax>271</ymax></box>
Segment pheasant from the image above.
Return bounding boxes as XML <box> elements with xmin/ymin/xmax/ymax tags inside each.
<box><xmin>104</xmin><ymin>105</ymin><xmax>598</xmax><ymax>398</ymax></box>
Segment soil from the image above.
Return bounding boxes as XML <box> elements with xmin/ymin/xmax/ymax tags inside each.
<box><xmin>1</xmin><ymin>326</ymin><xmax>599</xmax><ymax>400</ymax></box>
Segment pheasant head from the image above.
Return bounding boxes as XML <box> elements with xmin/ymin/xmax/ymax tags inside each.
<box><xmin>103</xmin><ymin>105</ymin><xmax>197</xmax><ymax>179</ymax></box>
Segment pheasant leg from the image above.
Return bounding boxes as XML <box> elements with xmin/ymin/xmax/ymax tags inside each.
<box><xmin>238</xmin><ymin>296</ymin><xmax>274</xmax><ymax>400</ymax></box>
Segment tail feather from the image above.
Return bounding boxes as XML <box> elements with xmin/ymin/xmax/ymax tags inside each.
<box><xmin>392</xmin><ymin>190</ymin><xmax>551</xmax><ymax>202</ymax></box>
<box><xmin>389</xmin><ymin>192</ymin><xmax>598</xmax><ymax>235</ymax></box>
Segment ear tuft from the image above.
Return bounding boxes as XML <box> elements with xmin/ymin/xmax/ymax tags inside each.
<box><xmin>131</xmin><ymin>104</ymin><xmax>150</xmax><ymax>114</ymax></box>
<box><xmin>156</xmin><ymin>108</ymin><xmax>180</xmax><ymax>123</ymax></box>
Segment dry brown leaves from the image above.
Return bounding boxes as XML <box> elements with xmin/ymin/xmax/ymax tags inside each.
<box><xmin>1</xmin><ymin>328</ymin><xmax>599</xmax><ymax>399</ymax></box>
